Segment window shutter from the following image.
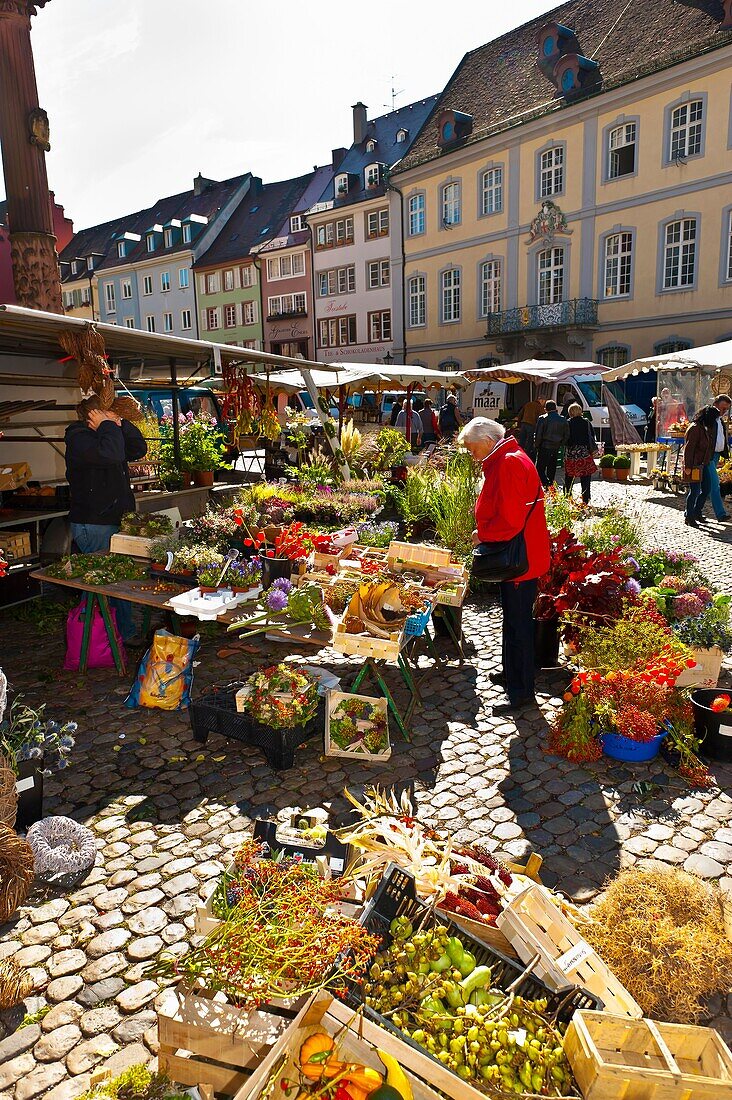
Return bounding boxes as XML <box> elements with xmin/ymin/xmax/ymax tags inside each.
<box><xmin>233</xmin><ymin>267</ymin><xmax>241</xmax><ymax>289</ymax></box>
<box><xmin>198</xmin><ymin>275</ymin><xmax>206</xmax><ymax>296</ymax></box>
<box><xmin>236</xmin><ymin>303</ymin><xmax>244</xmax><ymax>326</ymax></box>
<box><xmin>201</xmin><ymin>308</ymin><xmax>208</xmax><ymax>332</ymax></box>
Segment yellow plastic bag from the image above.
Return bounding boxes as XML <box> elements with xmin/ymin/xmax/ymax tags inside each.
<box><xmin>125</xmin><ymin>630</ymin><xmax>199</xmax><ymax>711</ymax></box>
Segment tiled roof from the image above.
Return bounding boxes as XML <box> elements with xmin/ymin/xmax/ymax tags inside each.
<box><xmin>397</xmin><ymin>0</ymin><xmax>731</xmax><ymax>171</ymax></box>
<box><xmin>314</xmin><ymin>96</ymin><xmax>440</xmax><ymax>207</ymax></box>
<box><xmin>58</xmin><ymin>207</ymin><xmax>151</xmax><ymax>283</ymax></box>
<box><xmin>193</xmin><ymin>172</ymin><xmax>315</xmax><ymax>269</ymax></box>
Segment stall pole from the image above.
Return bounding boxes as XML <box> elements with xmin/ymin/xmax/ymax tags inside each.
<box><xmin>300</xmin><ymin>367</ymin><xmax>351</xmax><ymax>482</ymax></box>
<box><xmin>406</xmin><ymin>382</ymin><xmax>414</xmax><ymax>443</ymax></box>
<box><xmin>338</xmin><ymin>386</ymin><xmax>345</xmax><ymax>441</ymax></box>
<box><xmin>170</xmin><ymin>358</ymin><xmax>181</xmax><ymax>471</ymax></box>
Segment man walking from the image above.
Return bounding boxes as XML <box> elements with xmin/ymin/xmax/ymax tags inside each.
<box><xmin>695</xmin><ymin>393</ymin><xmax>731</xmax><ymax>523</ymax></box>
<box><xmin>438</xmin><ymin>394</ymin><xmax>463</xmax><ymax>441</ymax></box>
<box><xmin>515</xmin><ymin>395</ymin><xmax>544</xmax><ymax>458</ymax></box>
<box><xmin>534</xmin><ymin>399</ymin><xmax>569</xmax><ymax>487</ymax></box>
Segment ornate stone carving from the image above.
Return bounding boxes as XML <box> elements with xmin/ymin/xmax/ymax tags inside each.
<box><xmin>527</xmin><ymin>200</ymin><xmax>571</xmax><ymax>245</ymax></box>
<box><xmin>0</xmin><ymin>1</ymin><xmax>50</xmax><ymax>19</ymax></box>
<box><xmin>10</xmin><ymin>231</ymin><xmax>62</xmax><ymax>311</ymax></box>
<box><xmin>28</xmin><ymin>107</ymin><xmax>50</xmax><ymax>151</ymax></box>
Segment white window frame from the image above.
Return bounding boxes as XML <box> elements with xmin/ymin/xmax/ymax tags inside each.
<box><xmin>480</xmin><ymin>168</ymin><xmax>503</xmax><ymax>216</ymax></box>
<box><xmin>290</xmin><ymin>215</ymin><xmax>304</xmax><ymax>233</ymax></box>
<box><xmin>540</xmin><ymin>147</ymin><xmax>564</xmax><ymax>198</ymax></box>
<box><xmin>205</xmin><ymin>272</ymin><xmax>220</xmax><ymax>295</ymax></box>
<box><xmin>182</xmin><ymin>223</ymin><xmax>192</xmax><ymax>244</ymax></box>
<box><xmin>441</xmin><ymin>181</ymin><xmax>461</xmax><ymax>226</ymax></box>
<box><xmin>441</xmin><ymin>268</ymin><xmax>461</xmax><ymax>323</ymax></box>
<box><xmin>662</xmin><ymin>218</ymin><xmax>697</xmax><ymax>290</ymax></box>
<box><xmin>408</xmin><ymin>274</ymin><xmax>426</xmax><ymax>328</ymax></box>
<box><xmin>161</xmin><ymin>271</ymin><xmax>171</xmax><ymax>293</ymax></box>
<box><xmin>224</xmin><ymin>303</ymin><xmax>237</xmax><ymax>328</ymax></box>
<box><xmin>206</xmin><ymin>307</ymin><xmax>220</xmax><ymax>331</ymax></box>
<box><xmin>608</xmin><ymin>123</ymin><xmax>637</xmax><ymax>179</ymax></box>
<box><xmin>104</xmin><ymin>283</ymin><xmax>116</xmax><ymax>314</ymax></box>
<box><xmin>146</xmin><ymin>233</ymin><xmax>155</xmax><ymax>253</ymax></box>
<box><xmin>124</xmin><ymin>317</ymin><xmax>135</xmax><ymax>329</ymax></box>
<box><xmin>223</xmin><ymin>269</ymin><xmax>234</xmax><ymax>291</ymax></box>
<box><xmin>603</xmin><ymin>231</ymin><xmax>633</xmax><ymax>298</ymax></box>
<box><xmin>121</xmin><ymin>279</ymin><xmax>132</xmax><ymax>300</ymax></box>
<box><xmin>479</xmin><ymin>259</ymin><xmax>502</xmax><ymax>317</ymax></box>
<box><xmin>179</xmin><ymin>268</ymin><xmax>190</xmax><ymax>289</ymax></box>
<box><xmin>319</xmin><ymin>315</ymin><xmax>357</xmax><ymax>348</ymax></box>
<box><xmin>142</xmin><ymin>274</ymin><xmax>153</xmax><ymax>296</ymax></box>
<box><xmin>335</xmin><ymin>174</ymin><xmax>349</xmax><ymax>197</ymax></box>
<box><xmin>408</xmin><ymin>193</ymin><xmax>425</xmax><ymax>236</ymax></box>
<box><xmin>368</xmin><ymin>309</ymin><xmax>391</xmax><ymax>342</ymax></box>
<box><xmin>243</xmin><ymin>300</ymin><xmax>258</xmax><ymax>326</ymax></box>
<box><xmin>669</xmin><ymin>99</ymin><xmax>704</xmax><ymax>161</ymax></box>
<box><xmin>365</xmin><ymin>163</ymin><xmax>380</xmax><ymax>188</ymax></box>
<box><xmin>366</xmin><ymin>209</ymin><xmax>388</xmax><ymax>238</ymax></box>
<box><xmin>241</xmin><ymin>265</ymin><xmax>255</xmax><ymax>287</ymax></box>
<box><xmin>116</xmin><ymin>241</ymin><xmax>126</xmax><ymax>259</ymax></box>
<box><xmin>181</xmin><ymin>309</ymin><xmax>192</xmax><ymax>330</ymax></box>
<box><xmin>163</xmin><ymin>228</ymin><xmax>173</xmax><ymax>248</ymax></box>
<box><xmin>537</xmin><ymin>246</ymin><xmax>565</xmax><ymax>306</ymax></box>
<box><xmin>367</xmin><ymin>259</ymin><xmax>390</xmax><ymax>289</ymax></box>
<box><xmin>163</xmin><ymin>312</ymin><xmax>174</xmax><ymax>333</ymax></box>
<box><xmin>145</xmin><ymin>315</ymin><xmax>155</xmax><ymax>332</ymax></box>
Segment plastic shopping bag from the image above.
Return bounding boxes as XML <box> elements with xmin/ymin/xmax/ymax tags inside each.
<box><xmin>64</xmin><ymin>599</ymin><xmax>126</xmax><ymax>671</ymax></box>
<box><xmin>125</xmin><ymin>630</ymin><xmax>199</xmax><ymax>710</ymax></box>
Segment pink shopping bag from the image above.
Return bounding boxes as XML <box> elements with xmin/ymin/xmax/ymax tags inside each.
<box><xmin>64</xmin><ymin>599</ymin><xmax>126</xmax><ymax>671</ymax></box>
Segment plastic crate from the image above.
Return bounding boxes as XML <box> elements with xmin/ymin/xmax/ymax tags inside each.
<box><xmin>344</xmin><ymin>864</ymin><xmax>602</xmax><ymax>1030</ymax></box>
<box><xmin>405</xmin><ymin>604</ymin><xmax>432</xmax><ymax>637</ymax></box>
<box><xmin>189</xmin><ymin>682</ymin><xmax>321</xmax><ymax>770</ymax></box>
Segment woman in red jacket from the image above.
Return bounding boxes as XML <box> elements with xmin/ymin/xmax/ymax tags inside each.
<box><xmin>459</xmin><ymin>417</ymin><xmax>551</xmax><ymax>714</ymax></box>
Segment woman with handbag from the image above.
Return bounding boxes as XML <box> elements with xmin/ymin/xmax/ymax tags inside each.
<box><xmin>564</xmin><ymin>404</ymin><xmax>598</xmax><ymax>504</ymax></box>
<box><xmin>459</xmin><ymin>418</ymin><xmax>551</xmax><ymax>715</ymax></box>
<box><xmin>683</xmin><ymin>407</ymin><xmax>717</xmax><ymax>528</ymax></box>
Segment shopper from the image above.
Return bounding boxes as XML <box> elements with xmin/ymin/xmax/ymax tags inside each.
<box><xmin>645</xmin><ymin>396</ymin><xmax>658</xmax><ymax>443</ymax></box>
<box><xmin>420</xmin><ymin>398</ymin><xmax>440</xmax><ymax>446</ymax></box>
<box><xmin>564</xmin><ymin>405</ymin><xmax>598</xmax><ymax>505</ymax></box>
<box><xmin>695</xmin><ymin>393</ymin><xmax>731</xmax><ymax>523</ymax></box>
<box><xmin>65</xmin><ymin>396</ymin><xmax>147</xmax><ymax>638</ymax></box>
<box><xmin>682</xmin><ymin>406</ymin><xmax>717</xmax><ymax>528</ymax></box>
<box><xmin>396</xmin><ymin>398</ymin><xmax>423</xmax><ymax>449</ymax></box>
<box><xmin>534</xmin><ymin>400</ymin><xmax>570</xmax><ymax>487</ymax></box>
<box><xmin>438</xmin><ymin>394</ymin><xmax>463</xmax><ymax>441</ymax></box>
<box><xmin>516</xmin><ymin>395</ymin><xmax>544</xmax><ymax>458</ymax></box>
<box><xmin>389</xmin><ymin>397</ymin><xmax>403</xmax><ymax>427</ymax></box>
<box><xmin>459</xmin><ymin>417</ymin><xmax>550</xmax><ymax>715</ymax></box>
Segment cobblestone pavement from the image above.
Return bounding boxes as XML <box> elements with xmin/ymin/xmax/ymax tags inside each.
<box><xmin>0</xmin><ymin>483</ymin><xmax>730</xmax><ymax>1099</ymax></box>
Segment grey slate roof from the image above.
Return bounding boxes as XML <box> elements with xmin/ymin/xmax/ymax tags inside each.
<box><xmin>397</xmin><ymin>0</ymin><xmax>731</xmax><ymax>171</ymax></box>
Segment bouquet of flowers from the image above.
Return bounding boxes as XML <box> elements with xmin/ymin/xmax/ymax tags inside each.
<box><xmin>228</xmin><ymin>579</ymin><xmax>331</xmax><ymax>638</ymax></box>
<box><xmin>269</xmin><ymin>522</ymin><xmax>315</xmax><ymax>562</ymax></box>
<box><xmin>0</xmin><ymin>699</ymin><xmax>76</xmax><ymax>776</ymax></box>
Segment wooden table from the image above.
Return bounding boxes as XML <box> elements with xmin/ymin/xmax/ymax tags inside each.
<box><xmin>32</xmin><ymin>570</ymin><xmax>188</xmax><ymax>674</ymax></box>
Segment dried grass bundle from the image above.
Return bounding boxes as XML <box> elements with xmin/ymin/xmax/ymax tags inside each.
<box><xmin>0</xmin><ymin>958</ymin><xmax>32</xmax><ymax>1010</ymax></box>
<box><xmin>58</xmin><ymin>326</ymin><xmax>110</xmax><ymax>400</ymax></box>
<box><xmin>583</xmin><ymin>868</ymin><xmax>732</xmax><ymax>1022</ymax></box>
<box><xmin>111</xmin><ymin>396</ymin><xmax>143</xmax><ymax>422</ymax></box>
<box><xmin>0</xmin><ymin>825</ymin><xmax>34</xmax><ymax>923</ymax></box>
<box><xmin>0</xmin><ymin>755</ymin><xmax>17</xmax><ymax>829</ymax></box>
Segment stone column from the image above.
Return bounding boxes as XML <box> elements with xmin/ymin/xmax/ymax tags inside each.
<box><xmin>0</xmin><ymin>0</ymin><xmax>62</xmax><ymax>311</ymax></box>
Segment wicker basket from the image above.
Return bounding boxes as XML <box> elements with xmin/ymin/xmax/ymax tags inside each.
<box><xmin>0</xmin><ymin>755</ymin><xmax>17</xmax><ymax>829</ymax></box>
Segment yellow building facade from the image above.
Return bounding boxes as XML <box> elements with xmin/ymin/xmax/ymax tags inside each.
<box><xmin>393</xmin><ymin>7</ymin><xmax>732</xmax><ymax>374</ymax></box>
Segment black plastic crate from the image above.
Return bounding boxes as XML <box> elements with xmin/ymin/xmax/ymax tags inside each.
<box><xmin>342</xmin><ymin>863</ymin><xmax>601</xmax><ymax>1031</ymax></box>
<box><xmin>189</xmin><ymin>682</ymin><xmax>321</xmax><ymax>770</ymax></box>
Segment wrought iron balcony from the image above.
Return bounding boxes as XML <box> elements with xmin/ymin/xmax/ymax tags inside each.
<box><xmin>266</xmin><ymin>307</ymin><xmax>308</xmax><ymax>322</ymax></box>
<box><xmin>485</xmin><ymin>298</ymin><xmax>598</xmax><ymax>336</ymax></box>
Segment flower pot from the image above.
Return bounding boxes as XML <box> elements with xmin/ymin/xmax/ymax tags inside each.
<box><xmin>534</xmin><ymin>618</ymin><xmax>560</xmax><ymax>669</ymax></box>
<box><xmin>675</xmin><ymin>646</ymin><xmax>724</xmax><ymax>689</ymax></box>
<box><xmin>600</xmin><ymin>468</ymin><xmax>616</xmax><ymax>481</ymax></box>
<box><xmin>614</xmin><ymin>468</ymin><xmax>630</xmax><ymax>482</ymax></box>
<box><xmin>601</xmin><ymin>729</ymin><xmax>666</xmax><ymax>762</ymax></box>
<box><xmin>192</xmin><ymin>470</ymin><xmax>215</xmax><ymax>488</ymax></box>
<box><xmin>15</xmin><ymin>756</ymin><xmax>44</xmax><ymax>830</ymax></box>
<box><xmin>261</xmin><ymin>556</ymin><xmax>293</xmax><ymax>588</ymax></box>
<box><xmin>691</xmin><ymin>688</ymin><xmax>732</xmax><ymax>762</ymax></box>
<box><xmin>198</xmin><ymin>585</ymin><xmax>223</xmax><ymax>595</ymax></box>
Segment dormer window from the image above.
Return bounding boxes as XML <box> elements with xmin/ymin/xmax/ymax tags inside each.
<box><xmin>163</xmin><ymin>228</ymin><xmax>173</xmax><ymax>248</ymax></box>
<box><xmin>365</xmin><ymin>163</ymin><xmax>381</xmax><ymax>189</ymax></box>
<box><xmin>87</xmin><ymin>256</ymin><xmax>95</xmax><ymax>271</ymax></box>
<box><xmin>290</xmin><ymin>215</ymin><xmax>304</xmax><ymax>232</ymax></box>
<box><xmin>435</xmin><ymin>110</ymin><xmax>474</xmax><ymax>149</ymax></box>
<box><xmin>71</xmin><ymin>261</ymin><xmax>79</xmax><ymax>275</ymax></box>
<box><xmin>396</xmin><ymin>129</ymin><xmax>408</xmax><ymax>143</ymax></box>
<box><xmin>182</xmin><ymin>223</ymin><xmax>192</xmax><ymax>244</ymax></box>
<box><xmin>366</xmin><ymin>139</ymin><xmax>377</xmax><ymax>153</ymax></box>
<box><xmin>336</xmin><ymin>174</ymin><xmax>349</xmax><ymax>196</ymax></box>
<box><xmin>146</xmin><ymin>233</ymin><xmax>155</xmax><ymax>253</ymax></box>
<box><xmin>117</xmin><ymin>241</ymin><xmax>126</xmax><ymax>259</ymax></box>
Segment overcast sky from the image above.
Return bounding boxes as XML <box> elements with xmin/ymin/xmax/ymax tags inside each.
<box><xmin>1</xmin><ymin>0</ymin><xmax>556</xmax><ymax>231</ymax></box>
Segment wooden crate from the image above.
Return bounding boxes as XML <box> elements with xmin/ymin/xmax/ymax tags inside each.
<box><xmin>313</xmin><ymin>549</ymin><xmax>345</xmax><ymax>570</ymax></box>
<box><xmin>157</xmin><ymin>984</ymin><xmax>297</xmax><ymax>1097</ymax></box>
<box><xmin>234</xmin><ymin>992</ymin><xmax>465</xmax><ymax>1100</ymax></box>
<box><xmin>675</xmin><ymin>646</ymin><xmax>724</xmax><ymax>689</ymax></box>
<box><xmin>387</xmin><ymin>540</ymin><xmax>452</xmax><ymax>569</ymax></box>
<box><xmin>109</xmin><ymin>532</ymin><xmax>156</xmax><ymax>558</ymax></box>
<box><xmin>564</xmin><ymin>1011</ymin><xmax>732</xmax><ymax>1100</ymax></box>
<box><xmin>497</xmin><ymin>884</ymin><xmax>642</xmax><ymax>1018</ymax></box>
<box><xmin>0</xmin><ymin>531</ymin><xmax>31</xmax><ymax>560</ymax></box>
<box><xmin>434</xmin><ymin>579</ymin><xmax>468</xmax><ymax>608</ymax></box>
<box><xmin>332</xmin><ymin>621</ymin><xmax>403</xmax><ymax>663</ymax></box>
<box><xmin>325</xmin><ymin>690</ymin><xmax>391</xmax><ymax>761</ymax></box>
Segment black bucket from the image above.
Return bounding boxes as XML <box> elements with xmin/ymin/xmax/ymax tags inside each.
<box><xmin>260</xmin><ymin>556</ymin><xmax>292</xmax><ymax>589</ymax></box>
<box><xmin>534</xmin><ymin>618</ymin><xmax>560</xmax><ymax>669</ymax></box>
<box><xmin>16</xmin><ymin>757</ymin><xmax>44</xmax><ymax>830</ymax></box>
<box><xmin>691</xmin><ymin>688</ymin><xmax>732</xmax><ymax>762</ymax></box>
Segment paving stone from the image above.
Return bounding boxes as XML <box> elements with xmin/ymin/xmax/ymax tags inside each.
<box><xmin>15</xmin><ymin>1061</ymin><xmax>67</xmax><ymax>1100</ymax></box>
<box><xmin>44</xmin><ymin>1076</ymin><xmax>92</xmax><ymax>1100</ymax></box>
<box><xmin>66</xmin><ymin>1034</ymin><xmax>119</xmax><ymax>1075</ymax></box>
<box><xmin>23</xmin><ymin>922</ymin><xmax>60</xmax><ymax>945</ymax></box>
<box><xmin>0</xmin><ymin>1050</ymin><xmax>35</xmax><ymax>1090</ymax></box>
<box><xmin>127</xmin><ymin>907</ymin><xmax>167</xmax><ymax>936</ymax></box>
<box><xmin>121</xmin><ymin>888</ymin><xmax>164</xmax><ymax>914</ymax></box>
<box><xmin>41</xmin><ymin>1002</ymin><xmax>83</xmax><ymax>1032</ymax></box>
<box><xmin>0</xmin><ymin>1023</ymin><xmax>40</xmax><ymax>1062</ymax></box>
<box><xmin>700</xmin><ymin>841</ymin><xmax>732</xmax><ymax>864</ymax></box>
<box><xmin>127</xmin><ymin>934</ymin><xmax>164</xmax><ymax>961</ymax></box>
<box><xmin>77</xmin><ymin>977</ymin><xmax>126</xmax><ymax>1008</ymax></box>
<box><xmin>684</xmin><ymin>853</ymin><xmax>725</xmax><ymax>879</ymax></box>
<box><xmin>653</xmin><ymin>844</ymin><xmax>688</xmax><ymax>864</ymax></box>
<box><xmin>59</xmin><ymin>905</ymin><xmax>97</xmax><ymax>929</ymax></box>
<box><xmin>46</xmin><ymin>975</ymin><xmax>84</xmax><ymax>1003</ymax></box>
<box><xmin>48</xmin><ymin>949</ymin><xmax>87</xmax><ymax>978</ymax></box>
<box><xmin>81</xmin><ymin>952</ymin><xmax>128</xmax><ymax>983</ymax></box>
<box><xmin>34</xmin><ymin>1023</ymin><xmax>82</xmax><ymax>1062</ymax></box>
<box><xmin>86</xmin><ymin>928</ymin><xmax>131</xmax><ymax>958</ymax></box>
<box><xmin>30</xmin><ymin>899</ymin><xmax>69</xmax><ymax>924</ymax></box>
<box><xmin>111</xmin><ymin>1009</ymin><xmax>157</xmax><ymax>1045</ymax></box>
<box><xmin>13</xmin><ymin>944</ymin><xmax>52</xmax><ymax>967</ymax></box>
<box><xmin>116</xmin><ymin>981</ymin><xmax>159</xmax><ymax>1013</ymax></box>
<box><xmin>80</xmin><ymin>1005</ymin><xmax>122</xmax><ymax>1037</ymax></box>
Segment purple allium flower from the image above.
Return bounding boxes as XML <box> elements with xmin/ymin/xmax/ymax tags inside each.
<box><xmin>272</xmin><ymin>577</ymin><xmax>293</xmax><ymax>594</ymax></box>
<box><xmin>625</xmin><ymin>556</ymin><xmax>640</xmax><ymax>575</ymax></box>
<box><xmin>625</xmin><ymin>578</ymin><xmax>641</xmax><ymax>596</ymax></box>
<box><xmin>266</xmin><ymin>588</ymin><xmax>289</xmax><ymax>612</ymax></box>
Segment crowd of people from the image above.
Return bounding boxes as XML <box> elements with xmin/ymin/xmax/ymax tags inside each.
<box><xmin>388</xmin><ymin>393</ymin><xmax>464</xmax><ymax>445</ymax></box>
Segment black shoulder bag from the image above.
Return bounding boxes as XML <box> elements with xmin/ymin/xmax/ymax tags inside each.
<box><xmin>471</xmin><ymin>491</ymin><xmax>541</xmax><ymax>583</ymax></box>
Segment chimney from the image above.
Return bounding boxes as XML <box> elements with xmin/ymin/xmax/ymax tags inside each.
<box><xmin>352</xmin><ymin>102</ymin><xmax>368</xmax><ymax>145</ymax></box>
<box><xmin>331</xmin><ymin>147</ymin><xmax>347</xmax><ymax>170</ymax></box>
<box><xmin>194</xmin><ymin>173</ymin><xmax>218</xmax><ymax>196</ymax></box>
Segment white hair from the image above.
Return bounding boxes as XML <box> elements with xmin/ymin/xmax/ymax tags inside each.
<box><xmin>458</xmin><ymin>417</ymin><xmax>505</xmax><ymax>446</ymax></box>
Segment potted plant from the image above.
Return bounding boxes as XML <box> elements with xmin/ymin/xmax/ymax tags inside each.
<box><xmin>149</xmin><ymin>533</ymin><xmax>181</xmax><ymax>573</ymax></box>
<box><xmin>176</xmin><ymin>411</ymin><xmax>229</xmax><ymax>487</ymax></box>
<box><xmin>672</xmin><ymin>599</ymin><xmax>732</xmax><ymax>688</ymax></box>
<box><xmin>613</xmin><ymin>454</ymin><xmax>631</xmax><ymax>482</ymax></box>
<box><xmin>229</xmin><ymin>557</ymin><xmax>262</xmax><ymax>595</ymax></box>
<box><xmin>228</xmin><ymin>579</ymin><xmax>330</xmax><ymax>640</ymax></box>
<box><xmin>0</xmin><ymin>699</ymin><xmax>76</xmax><ymax>828</ymax></box>
<box><xmin>599</xmin><ymin>454</ymin><xmax>616</xmax><ymax>480</ymax></box>
<box><xmin>261</xmin><ymin>522</ymin><xmax>315</xmax><ymax>587</ymax></box>
<box><xmin>197</xmin><ymin>561</ymin><xmax>226</xmax><ymax>595</ymax></box>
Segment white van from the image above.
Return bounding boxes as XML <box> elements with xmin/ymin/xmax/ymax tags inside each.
<box><xmin>463</xmin><ymin>366</ymin><xmax>646</xmax><ymax>438</ymax></box>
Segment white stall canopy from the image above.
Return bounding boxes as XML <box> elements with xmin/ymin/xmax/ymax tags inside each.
<box><xmin>464</xmin><ymin>360</ymin><xmax>603</xmax><ymax>383</ymax></box>
<box><xmin>602</xmin><ymin>340</ymin><xmax>732</xmax><ymax>381</ymax></box>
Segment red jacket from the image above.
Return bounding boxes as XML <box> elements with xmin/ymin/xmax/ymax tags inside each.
<box><xmin>475</xmin><ymin>436</ymin><xmax>551</xmax><ymax>582</ymax></box>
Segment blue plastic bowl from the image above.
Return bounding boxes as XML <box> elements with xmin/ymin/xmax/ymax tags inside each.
<box><xmin>601</xmin><ymin>729</ymin><xmax>667</xmax><ymax>762</ymax></box>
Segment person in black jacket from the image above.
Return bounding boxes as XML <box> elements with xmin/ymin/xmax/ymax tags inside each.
<box><xmin>564</xmin><ymin>404</ymin><xmax>598</xmax><ymax>504</ymax></box>
<box><xmin>534</xmin><ymin>400</ymin><xmax>570</xmax><ymax>487</ymax></box>
<box><xmin>65</xmin><ymin>397</ymin><xmax>147</xmax><ymax>639</ymax></box>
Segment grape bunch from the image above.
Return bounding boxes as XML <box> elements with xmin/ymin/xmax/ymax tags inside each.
<box><xmin>362</xmin><ymin>917</ymin><xmax>574</xmax><ymax>1097</ymax></box>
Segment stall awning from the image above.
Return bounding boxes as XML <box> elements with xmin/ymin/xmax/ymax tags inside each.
<box><xmin>464</xmin><ymin>360</ymin><xmax>603</xmax><ymax>384</ymax></box>
<box><xmin>602</xmin><ymin>341</ymin><xmax>732</xmax><ymax>382</ymax></box>
<box><xmin>326</xmin><ymin>363</ymin><xmax>468</xmax><ymax>390</ymax></box>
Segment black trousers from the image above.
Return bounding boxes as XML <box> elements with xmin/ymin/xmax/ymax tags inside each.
<box><xmin>565</xmin><ymin>474</ymin><xmax>591</xmax><ymax>504</ymax></box>
<box><xmin>536</xmin><ymin>446</ymin><xmax>559</xmax><ymax>486</ymax></box>
<box><xmin>499</xmin><ymin>578</ymin><xmax>537</xmax><ymax>704</ymax></box>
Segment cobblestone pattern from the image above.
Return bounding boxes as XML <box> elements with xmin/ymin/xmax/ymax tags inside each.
<box><xmin>0</xmin><ymin>483</ymin><xmax>730</xmax><ymax>1097</ymax></box>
